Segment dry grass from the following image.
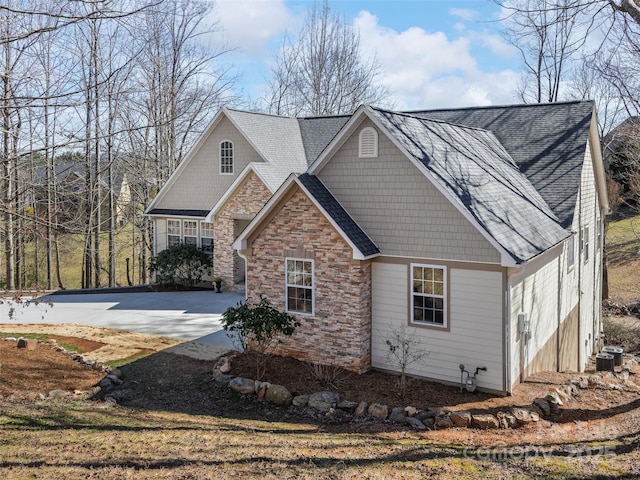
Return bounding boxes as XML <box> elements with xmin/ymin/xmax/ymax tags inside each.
<box><xmin>1</xmin><ymin>401</ymin><xmax>638</xmax><ymax>479</ymax></box>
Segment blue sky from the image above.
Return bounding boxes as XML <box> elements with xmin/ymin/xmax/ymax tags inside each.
<box><xmin>210</xmin><ymin>0</ymin><xmax>522</xmax><ymax>110</ymax></box>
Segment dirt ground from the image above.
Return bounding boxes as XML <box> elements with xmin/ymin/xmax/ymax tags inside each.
<box><xmin>1</xmin><ymin>321</ymin><xmax>640</xmax><ymax>449</ymax></box>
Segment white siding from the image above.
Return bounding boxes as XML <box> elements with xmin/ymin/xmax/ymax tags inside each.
<box><xmin>154</xmin><ymin>218</ymin><xmax>167</xmax><ymax>256</ymax></box>
<box><xmin>371</xmin><ymin>261</ymin><xmax>504</xmax><ymax>392</ymax></box>
<box><xmin>509</xmin><ymin>255</ymin><xmax>561</xmax><ymax>386</ymax></box>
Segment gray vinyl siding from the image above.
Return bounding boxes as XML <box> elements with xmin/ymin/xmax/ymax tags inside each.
<box><xmin>318</xmin><ymin>119</ymin><xmax>502</xmax><ymax>264</ymax></box>
<box><xmin>155</xmin><ymin>116</ymin><xmax>263</xmax><ymax>210</ymax></box>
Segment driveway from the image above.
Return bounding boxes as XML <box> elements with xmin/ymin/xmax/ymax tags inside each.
<box><xmin>0</xmin><ymin>289</ymin><xmax>245</xmax><ymax>349</ymax></box>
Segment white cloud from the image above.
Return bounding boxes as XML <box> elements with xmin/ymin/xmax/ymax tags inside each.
<box><xmin>353</xmin><ymin>11</ymin><xmax>519</xmax><ymax>109</ymax></box>
<box><xmin>210</xmin><ymin>0</ymin><xmax>297</xmax><ymax>55</ymax></box>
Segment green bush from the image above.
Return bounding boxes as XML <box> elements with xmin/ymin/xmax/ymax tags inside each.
<box><xmin>150</xmin><ymin>243</ymin><xmax>212</xmax><ymax>287</ymax></box>
<box><xmin>222</xmin><ymin>295</ymin><xmax>300</xmax><ymax>379</ymax></box>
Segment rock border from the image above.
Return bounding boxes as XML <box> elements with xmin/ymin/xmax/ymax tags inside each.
<box><xmin>212</xmin><ymin>354</ymin><xmax>640</xmax><ymax>431</ymax></box>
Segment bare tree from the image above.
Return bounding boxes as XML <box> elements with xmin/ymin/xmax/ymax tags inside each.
<box><xmin>264</xmin><ymin>0</ymin><xmax>388</xmax><ymax>116</ymax></box>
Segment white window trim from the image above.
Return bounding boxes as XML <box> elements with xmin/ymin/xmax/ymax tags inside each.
<box><xmin>220</xmin><ymin>140</ymin><xmax>234</xmax><ymax>175</ymax></box>
<box><xmin>285</xmin><ymin>258</ymin><xmax>315</xmax><ymax>316</ymax></box>
<box><xmin>410</xmin><ymin>263</ymin><xmax>447</xmax><ymax>329</ymax></box>
<box><xmin>167</xmin><ymin>219</ymin><xmax>181</xmax><ymax>248</ymax></box>
<box><xmin>358</xmin><ymin>127</ymin><xmax>378</xmax><ymax>158</ymax></box>
<box><xmin>183</xmin><ymin>220</ymin><xmax>198</xmax><ymax>246</ymax></box>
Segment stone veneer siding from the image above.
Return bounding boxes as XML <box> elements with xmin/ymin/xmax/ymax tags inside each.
<box><xmin>214</xmin><ymin>171</ymin><xmax>272</xmax><ymax>287</ymax></box>
<box><xmin>246</xmin><ymin>187</ymin><xmax>372</xmax><ymax>373</ymax></box>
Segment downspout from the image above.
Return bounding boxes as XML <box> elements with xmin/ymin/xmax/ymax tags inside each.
<box><xmin>556</xmin><ymin>252</ymin><xmax>562</xmax><ymax>372</ymax></box>
<box><xmin>503</xmin><ymin>269</ymin><xmax>510</xmax><ymax>394</ymax></box>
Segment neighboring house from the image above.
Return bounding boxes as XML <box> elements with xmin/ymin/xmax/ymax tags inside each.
<box><xmin>232</xmin><ymin>101</ymin><xmax>609</xmax><ymax>395</ymax></box>
<box><xmin>144</xmin><ymin>108</ymin><xmax>348</xmax><ymax>288</ymax></box>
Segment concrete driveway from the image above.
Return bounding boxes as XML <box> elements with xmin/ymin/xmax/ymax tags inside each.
<box><xmin>0</xmin><ymin>289</ymin><xmax>245</xmax><ymax>348</ymax></box>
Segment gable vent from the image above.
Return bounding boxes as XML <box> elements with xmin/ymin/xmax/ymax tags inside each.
<box><xmin>359</xmin><ymin>127</ymin><xmax>378</xmax><ymax>158</ymax></box>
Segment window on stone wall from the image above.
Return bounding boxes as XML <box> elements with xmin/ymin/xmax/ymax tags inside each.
<box><xmin>167</xmin><ymin>219</ymin><xmax>181</xmax><ymax>248</ymax></box>
<box><xmin>220</xmin><ymin>140</ymin><xmax>234</xmax><ymax>174</ymax></box>
<box><xmin>201</xmin><ymin>221</ymin><xmax>214</xmax><ymax>255</ymax></box>
<box><xmin>286</xmin><ymin>258</ymin><xmax>314</xmax><ymax>315</ymax></box>
<box><xmin>183</xmin><ymin>220</ymin><xmax>198</xmax><ymax>246</ymax></box>
<box><xmin>411</xmin><ymin>263</ymin><xmax>447</xmax><ymax>328</ymax></box>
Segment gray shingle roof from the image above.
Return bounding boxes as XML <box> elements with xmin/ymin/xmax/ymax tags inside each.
<box><xmin>147</xmin><ymin>208</ymin><xmax>209</xmax><ymax>218</ymax></box>
<box><xmin>370</xmin><ymin>108</ymin><xmax>570</xmax><ymax>263</ymax></box>
<box><xmin>298</xmin><ymin>115</ymin><xmax>350</xmax><ymax>164</ymax></box>
<box><xmin>409</xmin><ymin>101</ymin><xmax>594</xmax><ymax>229</ymax></box>
<box><xmin>297</xmin><ymin>173</ymin><xmax>380</xmax><ymax>258</ymax></box>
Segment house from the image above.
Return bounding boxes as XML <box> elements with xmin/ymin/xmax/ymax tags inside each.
<box><xmin>144</xmin><ymin>109</ymin><xmax>348</xmax><ymax>288</ymax></box>
<box><xmin>231</xmin><ymin>101</ymin><xmax>609</xmax><ymax>395</ymax></box>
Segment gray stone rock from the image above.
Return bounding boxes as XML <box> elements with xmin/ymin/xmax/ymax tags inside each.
<box><xmin>450</xmin><ymin>411</ymin><xmax>472</xmax><ymax>427</ymax></box>
<box><xmin>214</xmin><ymin>374</ymin><xmax>234</xmax><ymax>386</ymax></box>
<box><xmin>355</xmin><ymin>401</ymin><xmax>368</xmax><ymax>417</ymax></box>
<box><xmin>472</xmin><ymin>414</ymin><xmax>499</xmax><ymax>430</ymax></box>
<box><xmin>497</xmin><ymin>412</ymin><xmax>518</xmax><ymax>429</ymax></box>
<box><xmin>229</xmin><ymin>377</ymin><xmax>255</xmax><ymax>395</ymax></box>
<box><xmin>265</xmin><ymin>384</ymin><xmax>292</xmax><ymax>407</ymax></box>
<box><xmin>588</xmin><ymin>374</ymin><xmax>603</xmax><ymax>386</ymax></box>
<box><xmin>388</xmin><ymin>407</ymin><xmax>407</xmax><ymax>424</ymax></box>
<box><xmin>545</xmin><ymin>391</ymin><xmax>564</xmax><ymax>406</ymax></box>
<box><xmin>99</xmin><ymin>378</ymin><xmax>113</xmax><ymax>389</ymax></box>
<box><xmin>405</xmin><ymin>416</ymin><xmax>427</xmax><ymax>430</ymax></box>
<box><xmin>292</xmin><ymin>394</ymin><xmax>309</xmax><ymax>408</ymax></box>
<box><xmin>337</xmin><ymin>400</ymin><xmax>358</xmax><ymax>413</ymax></box>
<box><xmin>533</xmin><ymin>397</ymin><xmax>551</xmax><ymax>417</ymax></box>
<box><xmin>421</xmin><ymin>417</ymin><xmax>435</xmax><ymax>427</ymax></box>
<box><xmin>416</xmin><ymin>407</ymin><xmax>439</xmax><ymax>420</ymax></box>
<box><xmin>17</xmin><ymin>338</ymin><xmax>28</xmax><ymax>348</ymax></box>
<box><xmin>404</xmin><ymin>406</ymin><xmax>418</xmax><ymax>417</ymax></box>
<box><xmin>106</xmin><ymin>374</ymin><xmax>123</xmax><ymax>386</ymax></box>
<box><xmin>308</xmin><ymin>391</ymin><xmax>340</xmax><ymax>412</ymax></box>
<box><xmin>368</xmin><ymin>403</ymin><xmax>389</xmax><ymax>420</ymax></box>
<box><xmin>434</xmin><ymin>415</ymin><xmax>453</xmax><ymax>429</ymax></box>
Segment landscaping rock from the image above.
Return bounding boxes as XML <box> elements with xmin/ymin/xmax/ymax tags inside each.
<box><xmin>214</xmin><ymin>374</ymin><xmax>234</xmax><ymax>386</ymax></box>
<box><xmin>450</xmin><ymin>411</ymin><xmax>472</xmax><ymax>427</ymax></box>
<box><xmin>292</xmin><ymin>394</ymin><xmax>309</xmax><ymax>408</ymax></box>
<box><xmin>355</xmin><ymin>401</ymin><xmax>368</xmax><ymax>417</ymax></box>
<box><xmin>388</xmin><ymin>406</ymin><xmax>407</xmax><ymax>424</ymax></box>
<box><xmin>368</xmin><ymin>403</ymin><xmax>389</xmax><ymax>420</ymax></box>
<box><xmin>106</xmin><ymin>374</ymin><xmax>123</xmax><ymax>386</ymax></box>
<box><xmin>421</xmin><ymin>417</ymin><xmax>435</xmax><ymax>427</ymax></box>
<box><xmin>109</xmin><ymin>368</ymin><xmax>122</xmax><ymax>379</ymax></box>
<box><xmin>404</xmin><ymin>406</ymin><xmax>418</xmax><ymax>417</ymax></box>
<box><xmin>308</xmin><ymin>391</ymin><xmax>339</xmax><ymax>412</ymax></box>
<box><xmin>17</xmin><ymin>338</ymin><xmax>28</xmax><ymax>349</ymax></box>
<box><xmin>99</xmin><ymin>378</ymin><xmax>114</xmax><ymax>389</ymax></box>
<box><xmin>416</xmin><ymin>407</ymin><xmax>439</xmax><ymax>421</ymax></box>
<box><xmin>472</xmin><ymin>414</ymin><xmax>499</xmax><ymax>430</ymax></box>
<box><xmin>497</xmin><ymin>412</ymin><xmax>518</xmax><ymax>429</ymax></box>
<box><xmin>588</xmin><ymin>374</ymin><xmax>603</xmax><ymax>387</ymax></box>
<box><xmin>434</xmin><ymin>415</ymin><xmax>453</xmax><ymax>429</ymax></box>
<box><xmin>229</xmin><ymin>377</ymin><xmax>256</xmax><ymax>395</ymax></box>
<box><xmin>533</xmin><ymin>397</ymin><xmax>551</xmax><ymax>417</ymax></box>
<box><xmin>337</xmin><ymin>400</ymin><xmax>358</xmax><ymax>413</ymax></box>
<box><xmin>512</xmin><ymin>407</ymin><xmax>539</xmax><ymax>425</ymax></box>
<box><xmin>265</xmin><ymin>384</ymin><xmax>292</xmax><ymax>407</ymax></box>
<box><xmin>406</xmin><ymin>416</ymin><xmax>427</xmax><ymax>430</ymax></box>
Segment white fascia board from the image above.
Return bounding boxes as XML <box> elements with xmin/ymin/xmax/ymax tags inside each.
<box><xmin>204</xmin><ymin>164</ymin><xmax>274</xmax><ymax>223</ymax></box>
<box><xmin>589</xmin><ymin>109</ymin><xmax>611</xmax><ymax>215</ymax></box>
<box><xmin>231</xmin><ymin>174</ymin><xmax>299</xmax><ymax>251</ymax></box>
<box><xmin>145</xmin><ymin>109</ymin><xmax>226</xmax><ymax>213</ymax></box>
<box><xmin>359</xmin><ymin>106</ymin><xmax>520</xmax><ymax>268</ymax></box>
<box><xmin>294</xmin><ymin>178</ymin><xmax>378</xmax><ymax>261</ymax></box>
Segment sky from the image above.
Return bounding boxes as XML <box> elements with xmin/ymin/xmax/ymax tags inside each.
<box><xmin>209</xmin><ymin>0</ymin><xmax>523</xmax><ymax>111</ymax></box>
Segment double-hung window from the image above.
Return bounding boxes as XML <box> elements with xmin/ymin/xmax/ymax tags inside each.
<box><xmin>167</xmin><ymin>220</ymin><xmax>181</xmax><ymax>248</ymax></box>
<box><xmin>220</xmin><ymin>140</ymin><xmax>234</xmax><ymax>174</ymax></box>
<box><xmin>183</xmin><ymin>220</ymin><xmax>198</xmax><ymax>246</ymax></box>
<box><xmin>200</xmin><ymin>221</ymin><xmax>214</xmax><ymax>255</ymax></box>
<box><xmin>411</xmin><ymin>264</ymin><xmax>447</xmax><ymax>327</ymax></box>
<box><xmin>286</xmin><ymin>259</ymin><xmax>313</xmax><ymax>315</ymax></box>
